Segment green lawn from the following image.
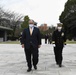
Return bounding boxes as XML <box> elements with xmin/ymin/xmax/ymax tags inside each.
<box><xmin>0</xmin><ymin>41</ymin><xmax>20</xmax><ymax>44</ymax></box>
<box><xmin>66</xmin><ymin>41</ymin><xmax>76</xmax><ymax>44</ymax></box>
<box><xmin>0</xmin><ymin>40</ymin><xmax>76</xmax><ymax>44</ymax></box>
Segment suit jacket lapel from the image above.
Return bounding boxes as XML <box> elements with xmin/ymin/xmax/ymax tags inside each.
<box><xmin>32</xmin><ymin>27</ymin><xmax>35</xmax><ymax>35</ymax></box>
<box><xmin>28</xmin><ymin>27</ymin><xmax>35</xmax><ymax>36</ymax></box>
<box><xmin>28</xmin><ymin>27</ymin><xmax>36</xmax><ymax>36</ymax></box>
<box><xmin>27</xmin><ymin>28</ymin><xmax>30</xmax><ymax>36</ymax></box>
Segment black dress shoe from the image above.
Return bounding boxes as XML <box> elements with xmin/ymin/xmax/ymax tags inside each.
<box><xmin>59</xmin><ymin>64</ymin><xmax>62</xmax><ymax>67</ymax></box>
<box><xmin>56</xmin><ymin>62</ymin><xmax>59</xmax><ymax>65</ymax></box>
<box><xmin>27</xmin><ymin>68</ymin><xmax>32</xmax><ymax>72</ymax></box>
<box><xmin>34</xmin><ymin>66</ymin><xmax>37</xmax><ymax>70</ymax></box>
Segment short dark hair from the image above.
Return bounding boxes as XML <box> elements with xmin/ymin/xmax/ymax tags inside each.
<box><xmin>29</xmin><ymin>19</ymin><xmax>34</xmax><ymax>22</ymax></box>
<box><xmin>34</xmin><ymin>22</ymin><xmax>37</xmax><ymax>26</ymax></box>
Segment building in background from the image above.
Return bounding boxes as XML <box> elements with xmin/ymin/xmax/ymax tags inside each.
<box><xmin>0</xmin><ymin>26</ymin><xmax>13</xmax><ymax>42</ymax></box>
<box><xmin>0</xmin><ymin>18</ymin><xmax>13</xmax><ymax>42</ymax></box>
<box><xmin>38</xmin><ymin>23</ymin><xmax>49</xmax><ymax>31</ymax></box>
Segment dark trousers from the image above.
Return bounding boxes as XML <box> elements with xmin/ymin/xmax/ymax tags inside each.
<box><xmin>24</xmin><ymin>45</ymin><xmax>39</xmax><ymax>69</ymax></box>
<box><xmin>48</xmin><ymin>39</ymin><xmax>51</xmax><ymax>44</ymax></box>
<box><xmin>54</xmin><ymin>46</ymin><xmax>63</xmax><ymax>65</ymax></box>
<box><xmin>45</xmin><ymin>39</ymin><xmax>47</xmax><ymax>44</ymax></box>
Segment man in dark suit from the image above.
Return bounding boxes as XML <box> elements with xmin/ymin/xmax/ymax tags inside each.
<box><xmin>21</xmin><ymin>19</ymin><xmax>41</xmax><ymax>72</ymax></box>
<box><xmin>52</xmin><ymin>23</ymin><xmax>66</xmax><ymax>67</ymax></box>
<box><xmin>45</xmin><ymin>34</ymin><xmax>48</xmax><ymax>44</ymax></box>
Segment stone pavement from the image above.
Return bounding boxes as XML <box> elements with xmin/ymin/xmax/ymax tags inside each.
<box><xmin>0</xmin><ymin>42</ymin><xmax>76</xmax><ymax>75</ymax></box>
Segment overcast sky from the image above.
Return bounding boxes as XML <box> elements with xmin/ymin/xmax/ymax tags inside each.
<box><xmin>0</xmin><ymin>0</ymin><xmax>67</xmax><ymax>26</ymax></box>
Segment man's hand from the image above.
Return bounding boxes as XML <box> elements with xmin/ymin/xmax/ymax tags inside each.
<box><xmin>52</xmin><ymin>44</ymin><xmax>56</xmax><ymax>47</ymax></box>
<box><xmin>22</xmin><ymin>44</ymin><xmax>24</xmax><ymax>48</ymax></box>
<box><xmin>38</xmin><ymin>45</ymin><xmax>41</xmax><ymax>48</ymax></box>
<box><xmin>64</xmin><ymin>42</ymin><xmax>66</xmax><ymax>45</ymax></box>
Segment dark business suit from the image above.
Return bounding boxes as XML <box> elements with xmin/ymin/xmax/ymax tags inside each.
<box><xmin>45</xmin><ymin>34</ymin><xmax>48</xmax><ymax>44</ymax></box>
<box><xmin>52</xmin><ymin>29</ymin><xmax>66</xmax><ymax>65</ymax></box>
<box><xmin>22</xmin><ymin>27</ymin><xmax>41</xmax><ymax>69</ymax></box>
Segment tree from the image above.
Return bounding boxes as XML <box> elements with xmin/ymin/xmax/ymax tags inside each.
<box><xmin>59</xmin><ymin>0</ymin><xmax>76</xmax><ymax>40</ymax></box>
<box><xmin>0</xmin><ymin>6</ymin><xmax>23</xmax><ymax>39</ymax></box>
<box><xmin>0</xmin><ymin>7</ymin><xmax>4</xmax><ymax>18</ymax></box>
<box><xmin>21</xmin><ymin>15</ymin><xmax>29</xmax><ymax>31</ymax></box>
<box><xmin>39</xmin><ymin>25</ymin><xmax>55</xmax><ymax>38</ymax></box>
<box><xmin>10</xmin><ymin>13</ymin><xmax>23</xmax><ymax>37</ymax></box>
<box><xmin>3</xmin><ymin>11</ymin><xmax>23</xmax><ymax>37</ymax></box>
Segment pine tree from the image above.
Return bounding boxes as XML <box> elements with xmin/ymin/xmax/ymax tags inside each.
<box><xmin>21</xmin><ymin>15</ymin><xmax>29</xmax><ymax>30</ymax></box>
<box><xmin>59</xmin><ymin>0</ymin><xmax>76</xmax><ymax>40</ymax></box>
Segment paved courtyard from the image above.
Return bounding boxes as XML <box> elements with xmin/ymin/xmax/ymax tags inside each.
<box><xmin>0</xmin><ymin>41</ymin><xmax>76</xmax><ymax>75</ymax></box>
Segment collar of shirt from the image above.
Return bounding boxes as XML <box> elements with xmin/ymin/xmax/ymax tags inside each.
<box><xmin>29</xmin><ymin>26</ymin><xmax>34</xmax><ymax>31</ymax></box>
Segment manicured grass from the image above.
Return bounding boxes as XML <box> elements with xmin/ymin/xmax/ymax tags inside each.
<box><xmin>0</xmin><ymin>40</ymin><xmax>76</xmax><ymax>44</ymax></box>
<box><xmin>66</xmin><ymin>41</ymin><xmax>76</xmax><ymax>44</ymax></box>
<box><xmin>0</xmin><ymin>41</ymin><xmax>20</xmax><ymax>44</ymax></box>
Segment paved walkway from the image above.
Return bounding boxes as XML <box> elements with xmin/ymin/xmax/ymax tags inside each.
<box><xmin>0</xmin><ymin>42</ymin><xmax>76</xmax><ymax>75</ymax></box>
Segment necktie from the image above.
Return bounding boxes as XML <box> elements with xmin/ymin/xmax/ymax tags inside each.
<box><xmin>30</xmin><ymin>27</ymin><xmax>33</xmax><ymax>35</ymax></box>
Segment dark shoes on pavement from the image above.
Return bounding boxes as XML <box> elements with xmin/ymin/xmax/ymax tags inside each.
<box><xmin>27</xmin><ymin>68</ymin><xmax>32</xmax><ymax>72</ymax></box>
<box><xmin>34</xmin><ymin>66</ymin><xmax>37</xmax><ymax>70</ymax></box>
<box><xmin>56</xmin><ymin>62</ymin><xmax>62</xmax><ymax>67</ymax></box>
<box><xmin>27</xmin><ymin>66</ymin><xmax>37</xmax><ymax>72</ymax></box>
<box><xmin>59</xmin><ymin>64</ymin><xmax>62</xmax><ymax>67</ymax></box>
